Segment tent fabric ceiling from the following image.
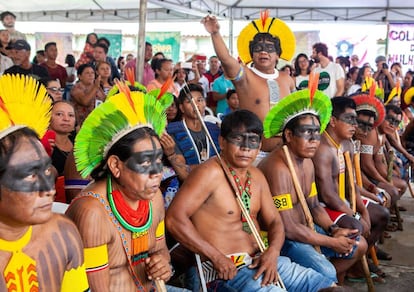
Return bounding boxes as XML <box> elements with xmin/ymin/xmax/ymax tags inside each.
<box><xmin>1</xmin><ymin>0</ymin><xmax>414</xmax><ymax>23</ymax></box>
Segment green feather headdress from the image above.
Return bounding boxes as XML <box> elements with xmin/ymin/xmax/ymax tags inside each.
<box><xmin>263</xmin><ymin>72</ymin><xmax>332</xmax><ymax>138</ymax></box>
<box><xmin>74</xmin><ymin>79</ymin><xmax>173</xmax><ymax>178</ymax></box>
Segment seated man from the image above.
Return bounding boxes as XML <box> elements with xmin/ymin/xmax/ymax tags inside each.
<box><xmin>359</xmin><ymin>104</ymin><xmax>407</xmax><ymax>206</ymax></box>
<box><xmin>259</xmin><ymin>85</ymin><xmax>366</xmax><ymax>285</ymax></box>
<box><xmin>166</xmin><ymin>110</ymin><xmax>336</xmax><ymax>291</ymax></box>
<box><xmin>0</xmin><ymin>74</ymin><xmax>88</xmax><ymax>291</ymax></box>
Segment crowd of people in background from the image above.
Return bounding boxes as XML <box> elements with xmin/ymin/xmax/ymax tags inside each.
<box><xmin>2</xmin><ymin>8</ymin><xmax>414</xmax><ymax>292</ymax></box>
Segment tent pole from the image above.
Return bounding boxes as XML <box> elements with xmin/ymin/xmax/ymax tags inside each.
<box><xmin>228</xmin><ymin>7</ymin><xmax>233</xmax><ymax>56</ymax></box>
<box><xmin>136</xmin><ymin>0</ymin><xmax>147</xmax><ymax>84</ymax></box>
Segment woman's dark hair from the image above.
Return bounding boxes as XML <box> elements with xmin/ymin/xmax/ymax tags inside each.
<box><xmin>293</xmin><ymin>53</ymin><xmax>310</xmax><ymax>77</ymax></box>
<box><xmin>0</xmin><ymin>128</ymin><xmax>39</xmax><ymax>189</ymax></box>
<box><xmin>90</xmin><ymin>127</ymin><xmax>159</xmax><ymax>180</ymax></box>
<box><xmin>77</xmin><ymin>63</ymin><xmax>95</xmax><ymax>76</ymax></box>
<box><xmin>280</xmin><ymin>64</ymin><xmax>294</xmax><ymax>77</ymax></box>
<box><xmin>221</xmin><ymin>109</ymin><xmax>263</xmax><ymax>138</ymax></box>
<box><xmin>65</xmin><ymin>54</ymin><xmax>76</xmax><ymax>67</ymax></box>
<box><xmin>173</xmin><ymin>68</ymin><xmax>188</xmax><ymax>83</ymax></box>
<box><xmin>151</xmin><ymin>58</ymin><xmax>172</xmax><ymax>78</ymax></box>
<box><xmin>355</xmin><ymin>65</ymin><xmax>371</xmax><ymax>86</ymax></box>
<box><xmin>169</xmin><ymin>96</ymin><xmax>182</xmax><ymax>123</ymax></box>
<box><xmin>347</xmin><ymin>66</ymin><xmax>359</xmax><ymax>79</ymax></box>
<box><xmin>86</xmin><ymin>33</ymin><xmax>98</xmax><ymax>45</ymax></box>
<box><xmin>117</xmin><ymin>56</ymin><xmax>125</xmax><ymax>70</ymax></box>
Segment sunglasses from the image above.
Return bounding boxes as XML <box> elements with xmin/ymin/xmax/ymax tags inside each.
<box><xmin>385</xmin><ymin>115</ymin><xmax>401</xmax><ymax>127</ymax></box>
<box><xmin>356</xmin><ymin>119</ymin><xmax>374</xmax><ymax>132</ymax></box>
<box><xmin>47</xmin><ymin>87</ymin><xmax>64</xmax><ymax>93</ymax></box>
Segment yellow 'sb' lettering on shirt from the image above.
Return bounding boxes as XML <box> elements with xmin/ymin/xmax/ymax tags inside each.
<box><xmin>309</xmin><ymin>182</ymin><xmax>317</xmax><ymax>198</ymax></box>
<box><xmin>272</xmin><ymin>194</ymin><xmax>293</xmax><ymax>211</ymax></box>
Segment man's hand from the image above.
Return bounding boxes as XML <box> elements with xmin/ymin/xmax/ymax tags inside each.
<box><xmin>249</xmin><ymin>247</ymin><xmax>279</xmax><ymax>287</ymax></box>
<box><xmin>211</xmin><ymin>254</ymin><xmax>237</xmax><ymax>280</ymax></box>
<box><xmin>201</xmin><ymin>15</ymin><xmax>220</xmax><ymax>34</ymax></box>
<box><xmin>330</xmin><ymin>235</ymin><xmax>357</xmax><ymax>255</ymax></box>
<box><xmin>145</xmin><ymin>253</ymin><xmax>172</xmax><ymax>282</ymax></box>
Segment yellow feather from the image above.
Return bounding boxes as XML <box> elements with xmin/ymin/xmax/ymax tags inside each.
<box><xmin>0</xmin><ymin>74</ymin><xmax>51</xmax><ymax>138</ymax></box>
<box><xmin>106</xmin><ymin>91</ymin><xmax>147</xmax><ymax>125</ymax></box>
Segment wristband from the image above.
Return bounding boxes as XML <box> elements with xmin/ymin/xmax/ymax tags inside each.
<box><xmin>353</xmin><ymin>212</ymin><xmax>361</xmax><ymax>220</ymax></box>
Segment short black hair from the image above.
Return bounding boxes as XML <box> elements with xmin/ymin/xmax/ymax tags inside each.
<box><xmin>98</xmin><ymin>37</ymin><xmax>111</xmax><ymax>48</ymax></box>
<box><xmin>313</xmin><ymin>42</ymin><xmax>329</xmax><ymax>57</ymax></box>
<box><xmin>386</xmin><ymin>104</ymin><xmax>402</xmax><ymax>115</ymax></box>
<box><xmin>221</xmin><ymin>109</ymin><xmax>263</xmax><ymax>138</ymax></box>
<box><xmin>44</xmin><ymin>42</ymin><xmax>56</xmax><ymax>51</ymax></box>
<box><xmin>0</xmin><ymin>11</ymin><xmax>16</xmax><ymax>21</ymax></box>
<box><xmin>249</xmin><ymin>33</ymin><xmax>282</xmax><ymax>57</ymax></box>
<box><xmin>357</xmin><ymin>109</ymin><xmax>376</xmax><ymax>119</ymax></box>
<box><xmin>226</xmin><ymin>89</ymin><xmax>236</xmax><ymax>100</ymax></box>
<box><xmin>178</xmin><ymin>83</ymin><xmax>204</xmax><ymax>104</ymax></box>
<box><xmin>77</xmin><ymin>63</ymin><xmax>95</xmax><ymax>76</ymax></box>
<box><xmin>94</xmin><ymin>43</ymin><xmax>108</xmax><ymax>54</ymax></box>
<box><xmin>331</xmin><ymin>96</ymin><xmax>356</xmax><ymax>118</ymax></box>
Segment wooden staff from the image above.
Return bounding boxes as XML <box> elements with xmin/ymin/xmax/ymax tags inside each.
<box><xmin>155</xmin><ymin>280</ymin><xmax>167</xmax><ymax>292</ymax></box>
<box><xmin>344</xmin><ymin>151</ymin><xmax>375</xmax><ymax>292</ymax></box>
<box><xmin>386</xmin><ymin>148</ymin><xmax>403</xmax><ymax>231</ymax></box>
<box><xmin>282</xmin><ymin>145</ymin><xmax>320</xmax><ymax>253</ymax></box>
<box><xmin>182</xmin><ymin>82</ymin><xmax>285</xmax><ymax>289</ymax></box>
<box><xmin>353</xmin><ymin>141</ymin><xmax>380</xmax><ymax>267</ymax></box>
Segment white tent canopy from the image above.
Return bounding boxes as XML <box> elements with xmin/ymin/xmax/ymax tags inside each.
<box><xmin>1</xmin><ymin>0</ymin><xmax>414</xmax><ymax>23</ymax></box>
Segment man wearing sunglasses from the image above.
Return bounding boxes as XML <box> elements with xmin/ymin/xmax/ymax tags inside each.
<box><xmin>41</xmin><ymin>77</ymin><xmax>65</xmax><ymax>102</ymax></box>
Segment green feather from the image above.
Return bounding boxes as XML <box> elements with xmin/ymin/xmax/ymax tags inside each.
<box><xmin>263</xmin><ymin>89</ymin><xmax>332</xmax><ymax>138</ymax></box>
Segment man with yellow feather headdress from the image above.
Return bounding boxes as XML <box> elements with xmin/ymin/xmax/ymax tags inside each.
<box><xmin>202</xmin><ymin>11</ymin><xmax>296</xmax><ymax>153</ymax></box>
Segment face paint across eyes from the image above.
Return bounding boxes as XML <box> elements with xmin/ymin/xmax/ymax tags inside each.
<box><xmin>385</xmin><ymin>115</ymin><xmax>401</xmax><ymax>127</ymax></box>
<box><xmin>337</xmin><ymin>113</ymin><xmax>358</xmax><ymax>125</ymax></box>
<box><xmin>125</xmin><ymin>149</ymin><xmax>163</xmax><ymax>175</ymax></box>
<box><xmin>0</xmin><ymin>158</ymin><xmax>55</xmax><ymax>193</ymax></box>
<box><xmin>357</xmin><ymin>119</ymin><xmax>374</xmax><ymax>132</ymax></box>
<box><xmin>226</xmin><ymin>132</ymin><xmax>261</xmax><ymax>149</ymax></box>
<box><xmin>251</xmin><ymin>42</ymin><xmax>277</xmax><ymax>54</ymax></box>
<box><xmin>293</xmin><ymin>125</ymin><xmax>321</xmax><ymax>141</ymax></box>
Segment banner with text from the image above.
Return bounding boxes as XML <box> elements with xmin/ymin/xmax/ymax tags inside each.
<box><xmin>146</xmin><ymin>32</ymin><xmax>181</xmax><ymax>62</ymax></box>
<box><xmin>387</xmin><ymin>23</ymin><xmax>414</xmax><ymax>72</ymax></box>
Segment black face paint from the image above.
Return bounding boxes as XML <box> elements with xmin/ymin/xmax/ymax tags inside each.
<box><xmin>125</xmin><ymin>146</ymin><xmax>163</xmax><ymax>175</ymax></box>
<box><xmin>0</xmin><ymin>157</ymin><xmax>55</xmax><ymax>192</ymax></box>
<box><xmin>226</xmin><ymin>132</ymin><xmax>261</xmax><ymax>149</ymax></box>
<box><xmin>293</xmin><ymin>125</ymin><xmax>321</xmax><ymax>141</ymax></box>
<box><xmin>251</xmin><ymin>42</ymin><xmax>277</xmax><ymax>54</ymax></box>
<box><xmin>337</xmin><ymin>113</ymin><xmax>358</xmax><ymax>126</ymax></box>
<box><xmin>385</xmin><ymin>115</ymin><xmax>401</xmax><ymax>127</ymax></box>
<box><xmin>357</xmin><ymin>119</ymin><xmax>374</xmax><ymax>132</ymax></box>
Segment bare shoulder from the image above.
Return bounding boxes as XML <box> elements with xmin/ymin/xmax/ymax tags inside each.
<box><xmin>258</xmin><ymin>149</ymin><xmax>287</xmax><ymax>177</ymax></box>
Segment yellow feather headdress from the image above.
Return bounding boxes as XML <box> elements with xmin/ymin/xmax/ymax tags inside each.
<box><xmin>237</xmin><ymin>10</ymin><xmax>296</xmax><ymax>64</ymax></box>
<box><xmin>0</xmin><ymin>74</ymin><xmax>52</xmax><ymax>140</ymax></box>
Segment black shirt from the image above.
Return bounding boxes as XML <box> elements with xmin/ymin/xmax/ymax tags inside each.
<box><xmin>5</xmin><ymin>64</ymin><xmax>49</xmax><ymax>80</ymax></box>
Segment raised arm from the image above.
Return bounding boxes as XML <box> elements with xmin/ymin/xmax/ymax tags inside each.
<box><xmin>202</xmin><ymin>15</ymin><xmax>243</xmax><ymax>80</ymax></box>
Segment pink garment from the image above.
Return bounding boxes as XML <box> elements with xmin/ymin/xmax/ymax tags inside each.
<box><xmin>124</xmin><ymin>59</ymin><xmax>155</xmax><ymax>86</ymax></box>
<box><xmin>146</xmin><ymin>78</ymin><xmax>179</xmax><ymax>97</ymax></box>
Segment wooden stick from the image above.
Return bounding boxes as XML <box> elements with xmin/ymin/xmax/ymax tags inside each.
<box><xmin>182</xmin><ymin>82</ymin><xmax>284</xmax><ymax>289</ymax></box>
<box><xmin>344</xmin><ymin>151</ymin><xmax>375</xmax><ymax>292</ymax></box>
<box><xmin>353</xmin><ymin>143</ymin><xmax>380</xmax><ymax>267</ymax></box>
<box><xmin>282</xmin><ymin>146</ymin><xmax>320</xmax><ymax>253</ymax></box>
<box><xmin>155</xmin><ymin>279</ymin><xmax>167</xmax><ymax>292</ymax></box>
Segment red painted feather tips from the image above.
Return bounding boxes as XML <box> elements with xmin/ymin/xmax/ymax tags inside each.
<box><xmin>308</xmin><ymin>71</ymin><xmax>320</xmax><ymax>106</ymax></box>
<box><xmin>114</xmin><ymin>79</ymin><xmax>136</xmax><ymax>114</ymax></box>
<box><xmin>260</xmin><ymin>10</ymin><xmax>269</xmax><ymax>29</ymax></box>
<box><xmin>158</xmin><ymin>76</ymin><xmax>173</xmax><ymax>100</ymax></box>
<box><xmin>0</xmin><ymin>96</ymin><xmax>13</xmax><ymax>124</ymax></box>
<box><xmin>125</xmin><ymin>67</ymin><xmax>135</xmax><ymax>85</ymax></box>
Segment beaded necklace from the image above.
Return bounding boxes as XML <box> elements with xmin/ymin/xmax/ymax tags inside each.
<box><xmin>107</xmin><ymin>175</ymin><xmax>152</xmax><ymax>265</ymax></box>
<box><xmin>228</xmin><ymin>166</ymin><xmax>252</xmax><ymax>234</ymax></box>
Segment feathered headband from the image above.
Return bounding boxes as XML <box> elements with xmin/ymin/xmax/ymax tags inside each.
<box><xmin>74</xmin><ymin>79</ymin><xmax>173</xmax><ymax>178</ymax></box>
<box><xmin>263</xmin><ymin>72</ymin><xmax>332</xmax><ymax>138</ymax></box>
<box><xmin>404</xmin><ymin>87</ymin><xmax>414</xmax><ymax>106</ymax></box>
<box><xmin>237</xmin><ymin>10</ymin><xmax>296</xmax><ymax>64</ymax></box>
<box><xmin>351</xmin><ymin>83</ymin><xmax>385</xmax><ymax>128</ymax></box>
<box><xmin>0</xmin><ymin>74</ymin><xmax>52</xmax><ymax>140</ymax></box>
